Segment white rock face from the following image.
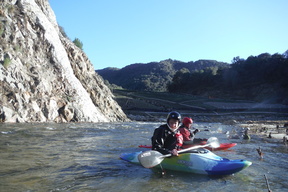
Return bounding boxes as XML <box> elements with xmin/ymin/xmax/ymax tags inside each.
<box><xmin>0</xmin><ymin>0</ymin><xmax>127</xmax><ymax>122</ymax></box>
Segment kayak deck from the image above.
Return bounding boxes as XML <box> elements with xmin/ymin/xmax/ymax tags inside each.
<box><xmin>120</xmin><ymin>149</ymin><xmax>251</xmax><ymax>175</ymax></box>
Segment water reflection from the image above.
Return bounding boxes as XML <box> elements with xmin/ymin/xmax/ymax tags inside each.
<box><xmin>0</xmin><ymin>122</ymin><xmax>287</xmax><ymax>192</ymax></box>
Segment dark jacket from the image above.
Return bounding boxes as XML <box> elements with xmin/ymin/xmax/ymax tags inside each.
<box><xmin>151</xmin><ymin>124</ymin><xmax>182</xmax><ymax>155</ymax></box>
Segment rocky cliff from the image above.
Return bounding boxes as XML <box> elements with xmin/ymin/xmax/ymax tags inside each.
<box><xmin>0</xmin><ymin>0</ymin><xmax>128</xmax><ymax>122</ymax></box>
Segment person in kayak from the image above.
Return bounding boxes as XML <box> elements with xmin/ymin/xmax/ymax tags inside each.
<box><xmin>151</xmin><ymin>111</ymin><xmax>183</xmax><ymax>156</ymax></box>
<box><xmin>179</xmin><ymin>117</ymin><xmax>205</xmax><ymax>145</ymax></box>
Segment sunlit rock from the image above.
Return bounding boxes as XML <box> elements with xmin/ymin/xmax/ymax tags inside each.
<box><xmin>0</xmin><ymin>0</ymin><xmax>127</xmax><ymax>122</ymax></box>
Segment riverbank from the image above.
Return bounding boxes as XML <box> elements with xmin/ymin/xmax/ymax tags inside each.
<box><xmin>113</xmin><ymin>89</ymin><xmax>288</xmax><ymax>142</ymax></box>
<box><xmin>127</xmin><ymin>111</ymin><xmax>288</xmax><ymax>143</ymax></box>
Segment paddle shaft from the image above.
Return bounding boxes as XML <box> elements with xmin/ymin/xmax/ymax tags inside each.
<box><xmin>161</xmin><ymin>143</ymin><xmax>211</xmax><ymax>158</ymax></box>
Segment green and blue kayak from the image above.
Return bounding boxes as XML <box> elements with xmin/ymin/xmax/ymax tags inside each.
<box><xmin>120</xmin><ymin>149</ymin><xmax>252</xmax><ymax>175</ymax></box>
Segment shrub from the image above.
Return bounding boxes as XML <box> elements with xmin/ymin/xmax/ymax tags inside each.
<box><xmin>3</xmin><ymin>57</ymin><xmax>11</xmax><ymax>69</ymax></box>
<box><xmin>59</xmin><ymin>25</ymin><xmax>68</xmax><ymax>38</ymax></box>
<box><xmin>73</xmin><ymin>38</ymin><xmax>83</xmax><ymax>50</ymax></box>
<box><xmin>0</xmin><ymin>22</ymin><xmax>4</xmax><ymax>36</ymax></box>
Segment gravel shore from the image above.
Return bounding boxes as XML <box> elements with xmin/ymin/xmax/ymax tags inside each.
<box><xmin>127</xmin><ymin>111</ymin><xmax>288</xmax><ymax>143</ymax></box>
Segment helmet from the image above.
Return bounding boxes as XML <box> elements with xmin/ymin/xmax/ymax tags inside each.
<box><xmin>182</xmin><ymin>117</ymin><xmax>193</xmax><ymax>127</ymax></box>
<box><xmin>167</xmin><ymin>111</ymin><xmax>181</xmax><ymax>123</ymax></box>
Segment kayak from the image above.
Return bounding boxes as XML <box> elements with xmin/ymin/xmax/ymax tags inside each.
<box><xmin>120</xmin><ymin>148</ymin><xmax>252</xmax><ymax>175</ymax></box>
<box><xmin>186</xmin><ymin>142</ymin><xmax>237</xmax><ymax>151</ymax></box>
<box><xmin>138</xmin><ymin>142</ymin><xmax>237</xmax><ymax>151</ymax></box>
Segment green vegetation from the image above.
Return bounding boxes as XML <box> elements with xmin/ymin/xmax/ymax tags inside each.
<box><xmin>73</xmin><ymin>38</ymin><xmax>83</xmax><ymax>50</ymax></box>
<box><xmin>0</xmin><ymin>21</ymin><xmax>4</xmax><ymax>36</ymax></box>
<box><xmin>97</xmin><ymin>59</ymin><xmax>228</xmax><ymax>92</ymax></box>
<box><xmin>98</xmin><ymin>51</ymin><xmax>288</xmax><ymax>104</ymax></box>
<box><xmin>3</xmin><ymin>57</ymin><xmax>11</xmax><ymax>69</ymax></box>
<box><xmin>7</xmin><ymin>4</ymin><xmax>14</xmax><ymax>15</ymax></box>
<box><xmin>168</xmin><ymin>52</ymin><xmax>288</xmax><ymax>104</ymax></box>
<box><xmin>59</xmin><ymin>25</ymin><xmax>68</xmax><ymax>38</ymax></box>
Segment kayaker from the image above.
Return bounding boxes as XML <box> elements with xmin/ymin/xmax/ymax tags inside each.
<box><xmin>151</xmin><ymin>111</ymin><xmax>183</xmax><ymax>156</ymax></box>
<box><xmin>179</xmin><ymin>117</ymin><xmax>204</xmax><ymax>145</ymax></box>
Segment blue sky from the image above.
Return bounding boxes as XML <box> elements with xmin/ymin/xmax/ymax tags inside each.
<box><xmin>49</xmin><ymin>0</ymin><xmax>288</xmax><ymax>70</ymax></box>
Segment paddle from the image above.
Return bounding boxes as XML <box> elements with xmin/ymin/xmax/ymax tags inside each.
<box><xmin>137</xmin><ymin>137</ymin><xmax>220</xmax><ymax>168</ymax></box>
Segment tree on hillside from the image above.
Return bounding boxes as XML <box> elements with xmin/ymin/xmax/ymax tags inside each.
<box><xmin>283</xmin><ymin>49</ymin><xmax>288</xmax><ymax>58</ymax></box>
<box><xmin>73</xmin><ymin>38</ymin><xmax>83</xmax><ymax>50</ymax></box>
<box><xmin>167</xmin><ymin>68</ymin><xmax>190</xmax><ymax>92</ymax></box>
<box><xmin>59</xmin><ymin>25</ymin><xmax>68</xmax><ymax>39</ymax></box>
<box><xmin>232</xmin><ymin>56</ymin><xmax>244</xmax><ymax>64</ymax></box>
<box><xmin>168</xmin><ymin>67</ymin><xmax>222</xmax><ymax>94</ymax></box>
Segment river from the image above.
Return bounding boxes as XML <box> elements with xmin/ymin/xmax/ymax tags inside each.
<box><xmin>0</xmin><ymin>122</ymin><xmax>287</xmax><ymax>192</ymax></box>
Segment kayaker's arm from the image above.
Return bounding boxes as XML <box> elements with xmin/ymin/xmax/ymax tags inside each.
<box><xmin>151</xmin><ymin>126</ymin><xmax>177</xmax><ymax>155</ymax></box>
<box><xmin>152</xmin><ymin>143</ymin><xmax>172</xmax><ymax>155</ymax></box>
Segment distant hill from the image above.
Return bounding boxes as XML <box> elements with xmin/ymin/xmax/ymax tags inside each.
<box><xmin>167</xmin><ymin>53</ymin><xmax>288</xmax><ymax>104</ymax></box>
<box><xmin>96</xmin><ymin>59</ymin><xmax>229</xmax><ymax>91</ymax></box>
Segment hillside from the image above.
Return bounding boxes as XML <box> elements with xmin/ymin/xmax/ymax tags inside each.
<box><xmin>96</xmin><ymin>59</ymin><xmax>229</xmax><ymax>92</ymax></box>
<box><xmin>0</xmin><ymin>0</ymin><xmax>127</xmax><ymax>123</ymax></box>
<box><xmin>168</xmin><ymin>53</ymin><xmax>288</xmax><ymax>104</ymax></box>
<box><xmin>97</xmin><ymin>51</ymin><xmax>288</xmax><ymax>105</ymax></box>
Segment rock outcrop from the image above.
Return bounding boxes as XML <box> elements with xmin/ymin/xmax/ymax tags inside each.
<box><xmin>0</xmin><ymin>0</ymin><xmax>128</xmax><ymax>122</ymax></box>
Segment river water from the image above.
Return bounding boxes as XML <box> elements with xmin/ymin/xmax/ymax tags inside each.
<box><xmin>0</xmin><ymin>122</ymin><xmax>287</xmax><ymax>192</ymax></box>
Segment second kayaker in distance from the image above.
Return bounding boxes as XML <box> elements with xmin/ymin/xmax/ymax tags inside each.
<box><xmin>151</xmin><ymin>111</ymin><xmax>183</xmax><ymax>156</ymax></box>
<box><xmin>179</xmin><ymin>117</ymin><xmax>206</xmax><ymax>145</ymax></box>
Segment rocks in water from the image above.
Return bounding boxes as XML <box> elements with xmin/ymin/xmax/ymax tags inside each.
<box><xmin>256</xmin><ymin>147</ymin><xmax>264</xmax><ymax>159</ymax></box>
<box><xmin>283</xmin><ymin>136</ymin><xmax>288</xmax><ymax>146</ymax></box>
<box><xmin>243</xmin><ymin>128</ymin><xmax>251</xmax><ymax>140</ymax></box>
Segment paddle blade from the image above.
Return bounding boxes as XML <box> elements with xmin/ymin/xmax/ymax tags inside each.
<box><xmin>207</xmin><ymin>137</ymin><xmax>220</xmax><ymax>148</ymax></box>
<box><xmin>138</xmin><ymin>150</ymin><xmax>165</xmax><ymax>168</ymax></box>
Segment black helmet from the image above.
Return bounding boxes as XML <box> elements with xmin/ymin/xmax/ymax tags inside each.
<box><xmin>167</xmin><ymin>111</ymin><xmax>181</xmax><ymax>123</ymax></box>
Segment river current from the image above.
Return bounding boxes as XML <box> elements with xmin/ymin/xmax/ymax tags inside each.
<box><xmin>0</xmin><ymin>122</ymin><xmax>287</xmax><ymax>192</ymax></box>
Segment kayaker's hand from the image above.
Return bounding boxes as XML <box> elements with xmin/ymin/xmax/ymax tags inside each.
<box><xmin>171</xmin><ymin>149</ymin><xmax>178</xmax><ymax>156</ymax></box>
<box><xmin>193</xmin><ymin>129</ymin><xmax>200</xmax><ymax>134</ymax></box>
